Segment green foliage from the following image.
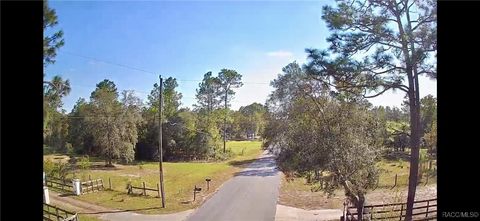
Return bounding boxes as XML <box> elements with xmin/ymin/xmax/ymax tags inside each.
<box><xmin>420</xmin><ymin>95</ymin><xmax>437</xmax><ymax>136</ymax></box>
<box><xmin>267</xmin><ymin>62</ymin><xmax>381</xmax><ymax>212</ymax></box>
<box><xmin>217</xmin><ymin>69</ymin><xmax>243</xmax><ymax>107</ymax></box>
<box><xmin>83</xmin><ymin>80</ymin><xmax>143</xmax><ymax>166</ymax></box>
<box><xmin>44</xmin><ymin>75</ymin><xmax>71</xmax><ymax>147</ymax></box>
<box><xmin>79</xmin><ymin>156</ymin><xmax>91</xmax><ymax>170</ymax></box>
<box><xmin>195</xmin><ymin>72</ymin><xmax>222</xmax><ymax>112</ymax></box>
<box><xmin>423</xmin><ymin>121</ymin><xmax>437</xmax><ymax>155</ymax></box>
<box><xmin>44</xmin><ymin>160</ymin><xmax>71</xmax><ymax>180</ymax></box>
<box><xmin>43</xmin><ymin>0</ymin><xmax>64</xmax><ymax>66</ymax></box>
<box><xmin>65</xmin><ymin>143</ymin><xmax>74</xmax><ymax>155</ymax></box>
<box><xmin>43</xmin><ymin>159</ymin><xmax>56</xmax><ymax>177</ymax></box>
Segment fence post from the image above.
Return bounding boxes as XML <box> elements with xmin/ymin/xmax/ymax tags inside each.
<box><xmin>89</xmin><ymin>174</ymin><xmax>91</xmax><ymax>180</ymax></box>
<box><xmin>391</xmin><ymin>174</ymin><xmax>397</xmax><ymax>189</ymax></box>
<box><xmin>399</xmin><ymin>204</ymin><xmax>403</xmax><ymax>221</ymax></box>
<box><xmin>109</xmin><ymin>178</ymin><xmax>112</xmax><ymax>190</ymax></box>
<box><xmin>193</xmin><ymin>185</ymin><xmax>196</xmax><ymax>201</ymax></box>
<box><xmin>371</xmin><ymin>206</ymin><xmax>374</xmax><ymax>220</ymax></box>
<box><xmin>157</xmin><ymin>183</ymin><xmax>160</xmax><ymax>198</ymax></box>
<box><xmin>425</xmin><ymin>200</ymin><xmax>430</xmax><ymax>218</ymax></box>
<box><xmin>143</xmin><ymin>182</ymin><xmax>146</xmax><ymax>196</ymax></box>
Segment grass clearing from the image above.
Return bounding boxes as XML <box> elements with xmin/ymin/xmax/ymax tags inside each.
<box><xmin>44</xmin><ymin>140</ymin><xmax>263</xmax><ymax>214</ymax></box>
<box><xmin>278</xmin><ymin>157</ymin><xmax>437</xmax><ymax>210</ymax></box>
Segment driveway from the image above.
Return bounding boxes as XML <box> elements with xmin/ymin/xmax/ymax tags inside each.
<box><xmin>186</xmin><ymin>150</ymin><xmax>281</xmax><ymax>221</ymax></box>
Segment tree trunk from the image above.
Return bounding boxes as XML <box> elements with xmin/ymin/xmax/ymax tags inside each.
<box><xmin>357</xmin><ymin>196</ymin><xmax>365</xmax><ymax>221</ymax></box>
<box><xmin>405</xmin><ymin>91</ymin><xmax>421</xmax><ymax>221</ymax></box>
<box><xmin>223</xmin><ymin>92</ymin><xmax>227</xmax><ymax>153</ymax></box>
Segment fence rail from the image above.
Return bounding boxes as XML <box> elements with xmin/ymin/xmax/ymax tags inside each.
<box><xmin>127</xmin><ymin>182</ymin><xmax>161</xmax><ymax>197</ymax></box>
<box><xmin>342</xmin><ymin>198</ymin><xmax>436</xmax><ymax>221</ymax></box>
<box><xmin>43</xmin><ymin>203</ymin><xmax>78</xmax><ymax>221</ymax></box>
<box><xmin>45</xmin><ymin>176</ymin><xmax>74</xmax><ymax>192</ymax></box>
<box><xmin>81</xmin><ymin>178</ymin><xmax>104</xmax><ymax>194</ymax></box>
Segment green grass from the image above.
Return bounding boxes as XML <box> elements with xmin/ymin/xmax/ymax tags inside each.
<box><xmin>377</xmin><ymin>157</ymin><xmax>437</xmax><ymax>188</ymax></box>
<box><xmin>45</xmin><ymin>141</ymin><xmax>263</xmax><ymax>214</ymax></box>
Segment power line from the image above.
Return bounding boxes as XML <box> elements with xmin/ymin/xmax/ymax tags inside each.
<box><xmin>58</xmin><ymin>51</ymin><xmax>272</xmax><ymax>85</ymax></box>
<box><xmin>59</xmin><ymin>50</ymin><xmax>156</xmax><ymax>75</ymax></box>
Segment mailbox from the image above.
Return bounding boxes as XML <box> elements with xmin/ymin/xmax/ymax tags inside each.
<box><xmin>205</xmin><ymin>178</ymin><xmax>212</xmax><ymax>190</ymax></box>
<box><xmin>193</xmin><ymin>185</ymin><xmax>202</xmax><ymax>201</ymax></box>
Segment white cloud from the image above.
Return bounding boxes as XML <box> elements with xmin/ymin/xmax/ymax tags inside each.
<box><xmin>266</xmin><ymin>50</ymin><xmax>293</xmax><ymax>58</ymax></box>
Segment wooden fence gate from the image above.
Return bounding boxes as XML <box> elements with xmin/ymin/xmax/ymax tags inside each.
<box><xmin>81</xmin><ymin>179</ymin><xmax>104</xmax><ymax>194</ymax></box>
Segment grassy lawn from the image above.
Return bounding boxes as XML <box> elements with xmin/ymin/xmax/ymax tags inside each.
<box><xmin>44</xmin><ymin>140</ymin><xmax>263</xmax><ymax>214</ymax></box>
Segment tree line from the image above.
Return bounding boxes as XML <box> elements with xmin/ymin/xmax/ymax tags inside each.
<box><xmin>43</xmin><ymin>74</ymin><xmax>268</xmax><ymax>163</ymax></box>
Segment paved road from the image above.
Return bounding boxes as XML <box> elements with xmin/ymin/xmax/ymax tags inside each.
<box><xmin>186</xmin><ymin>150</ymin><xmax>281</xmax><ymax>221</ymax></box>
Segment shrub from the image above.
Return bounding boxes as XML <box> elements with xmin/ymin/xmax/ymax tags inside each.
<box><xmin>212</xmin><ymin>147</ymin><xmax>234</xmax><ymax>161</ymax></box>
<box><xmin>44</xmin><ymin>159</ymin><xmax>56</xmax><ymax>177</ymax></box>
<box><xmin>79</xmin><ymin>156</ymin><xmax>91</xmax><ymax>170</ymax></box>
<box><xmin>44</xmin><ymin>160</ymin><xmax>71</xmax><ymax>180</ymax></box>
<box><xmin>65</xmin><ymin>143</ymin><xmax>74</xmax><ymax>156</ymax></box>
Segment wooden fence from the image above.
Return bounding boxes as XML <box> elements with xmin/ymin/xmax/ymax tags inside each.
<box><xmin>341</xmin><ymin>198</ymin><xmax>437</xmax><ymax>221</ymax></box>
<box><xmin>81</xmin><ymin>179</ymin><xmax>104</xmax><ymax>194</ymax></box>
<box><xmin>43</xmin><ymin>203</ymin><xmax>79</xmax><ymax>221</ymax></box>
<box><xmin>127</xmin><ymin>182</ymin><xmax>161</xmax><ymax>197</ymax></box>
<box><xmin>45</xmin><ymin>176</ymin><xmax>74</xmax><ymax>192</ymax></box>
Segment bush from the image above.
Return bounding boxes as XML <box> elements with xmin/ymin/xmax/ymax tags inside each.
<box><xmin>43</xmin><ymin>145</ymin><xmax>55</xmax><ymax>155</ymax></box>
<box><xmin>44</xmin><ymin>160</ymin><xmax>71</xmax><ymax>180</ymax></box>
<box><xmin>66</xmin><ymin>143</ymin><xmax>74</xmax><ymax>156</ymax></box>
<box><xmin>212</xmin><ymin>147</ymin><xmax>234</xmax><ymax>161</ymax></box>
<box><xmin>79</xmin><ymin>155</ymin><xmax>91</xmax><ymax>170</ymax></box>
<box><xmin>44</xmin><ymin>159</ymin><xmax>56</xmax><ymax>177</ymax></box>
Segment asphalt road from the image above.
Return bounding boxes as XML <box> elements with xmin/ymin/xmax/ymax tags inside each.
<box><xmin>186</xmin><ymin>150</ymin><xmax>281</xmax><ymax>221</ymax></box>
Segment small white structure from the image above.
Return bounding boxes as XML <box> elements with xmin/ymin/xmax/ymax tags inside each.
<box><xmin>43</xmin><ymin>172</ymin><xmax>46</xmax><ymax>186</ymax></box>
<box><xmin>72</xmin><ymin>179</ymin><xmax>81</xmax><ymax>195</ymax></box>
<box><xmin>43</xmin><ymin>186</ymin><xmax>50</xmax><ymax>204</ymax></box>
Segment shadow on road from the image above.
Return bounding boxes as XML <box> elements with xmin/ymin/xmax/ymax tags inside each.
<box><xmin>228</xmin><ymin>156</ymin><xmax>277</xmax><ymax>169</ymax></box>
<box><xmin>234</xmin><ymin>168</ymin><xmax>278</xmax><ymax>177</ymax></box>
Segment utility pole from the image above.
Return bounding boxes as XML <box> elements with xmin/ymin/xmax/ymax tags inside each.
<box><xmin>158</xmin><ymin>75</ymin><xmax>166</xmax><ymax>208</ymax></box>
<box><xmin>223</xmin><ymin>92</ymin><xmax>227</xmax><ymax>153</ymax></box>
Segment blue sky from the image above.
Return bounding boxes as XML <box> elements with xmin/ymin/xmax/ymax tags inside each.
<box><xmin>45</xmin><ymin>0</ymin><xmax>436</xmax><ymax>112</ymax></box>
